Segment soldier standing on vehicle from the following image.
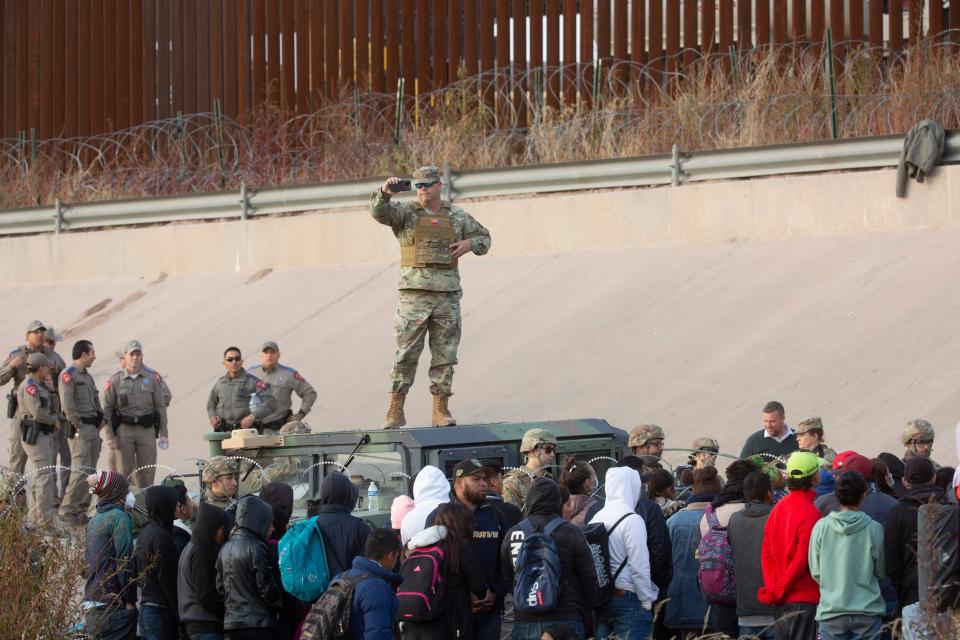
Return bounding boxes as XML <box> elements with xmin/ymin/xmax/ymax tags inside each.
<box><xmin>17</xmin><ymin>353</ymin><xmax>60</xmax><ymax>525</ymax></box>
<box><xmin>372</xmin><ymin>165</ymin><xmax>492</xmax><ymax>428</ymax></box>
<box><xmin>627</xmin><ymin>424</ymin><xmax>668</xmax><ymax>478</ymax></box>
<box><xmin>207</xmin><ymin>347</ymin><xmax>277</xmax><ymax>433</ymax></box>
<box><xmin>0</xmin><ymin>320</ymin><xmax>58</xmax><ymax>475</ymax></box>
<box><xmin>102</xmin><ymin>340</ymin><xmax>169</xmax><ymax>489</ymax></box>
<box><xmin>502</xmin><ymin>428</ymin><xmax>557</xmax><ymax>508</ymax></box>
<box><xmin>901</xmin><ymin>419</ymin><xmax>940</xmax><ymax>469</ymax></box>
<box><xmin>247</xmin><ymin>341</ymin><xmax>317</xmax><ymax>435</ymax></box>
<box><xmin>42</xmin><ymin>327</ymin><xmax>70</xmax><ymax>503</ymax></box>
<box><xmin>58</xmin><ymin>340</ymin><xmax>103</xmax><ymax>526</ymax></box>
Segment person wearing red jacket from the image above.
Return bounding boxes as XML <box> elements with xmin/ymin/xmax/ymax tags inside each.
<box><xmin>757</xmin><ymin>451</ymin><xmax>824</xmax><ymax>640</ymax></box>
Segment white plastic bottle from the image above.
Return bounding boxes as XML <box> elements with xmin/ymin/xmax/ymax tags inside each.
<box><xmin>248</xmin><ymin>392</ymin><xmax>260</xmax><ymax>417</ymax></box>
<box><xmin>367</xmin><ymin>481</ymin><xmax>379</xmax><ymax>512</ymax></box>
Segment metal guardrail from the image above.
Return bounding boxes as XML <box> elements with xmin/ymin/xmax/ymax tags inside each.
<box><xmin>0</xmin><ymin>131</ymin><xmax>956</xmax><ymax>236</ymax></box>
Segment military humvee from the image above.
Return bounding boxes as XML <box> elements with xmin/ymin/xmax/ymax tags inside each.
<box><xmin>203</xmin><ymin>418</ymin><xmax>627</xmax><ymax>527</ymax></box>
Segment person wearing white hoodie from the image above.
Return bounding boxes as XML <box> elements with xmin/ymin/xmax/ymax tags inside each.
<box><xmin>400</xmin><ymin>465</ymin><xmax>450</xmax><ymax>545</ymax></box>
<box><xmin>589</xmin><ymin>466</ymin><xmax>658</xmax><ymax>640</ymax></box>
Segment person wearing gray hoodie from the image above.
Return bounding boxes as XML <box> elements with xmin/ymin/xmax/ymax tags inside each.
<box><xmin>728</xmin><ymin>471</ymin><xmax>776</xmax><ymax>639</ymax></box>
<box><xmin>808</xmin><ymin>472</ymin><xmax>885</xmax><ymax>640</ymax></box>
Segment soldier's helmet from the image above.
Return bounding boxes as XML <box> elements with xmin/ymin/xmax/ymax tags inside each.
<box><xmin>691</xmin><ymin>437</ymin><xmax>720</xmax><ymax>453</ymax></box>
<box><xmin>901</xmin><ymin>419</ymin><xmax>935</xmax><ymax>445</ymax></box>
<box><xmin>520</xmin><ymin>428</ymin><xmax>558</xmax><ymax>453</ymax></box>
<box><xmin>628</xmin><ymin>424</ymin><xmax>665</xmax><ymax>448</ymax></box>
<box><xmin>279</xmin><ymin>420</ymin><xmax>311</xmax><ymax>435</ymax></box>
<box><xmin>202</xmin><ymin>457</ymin><xmax>239</xmax><ymax>484</ymax></box>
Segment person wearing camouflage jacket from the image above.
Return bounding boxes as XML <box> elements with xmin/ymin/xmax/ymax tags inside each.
<box><xmin>502</xmin><ymin>428</ymin><xmax>557</xmax><ymax>509</ymax></box>
<box><xmin>900</xmin><ymin>419</ymin><xmax>940</xmax><ymax>470</ymax></box>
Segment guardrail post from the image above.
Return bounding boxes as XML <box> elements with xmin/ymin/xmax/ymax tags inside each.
<box><xmin>671</xmin><ymin>144</ymin><xmax>684</xmax><ymax>186</ymax></box>
<box><xmin>443</xmin><ymin>163</ymin><xmax>453</xmax><ymax>202</ymax></box>
<box><xmin>240</xmin><ymin>182</ymin><xmax>250</xmax><ymax>221</ymax></box>
<box><xmin>54</xmin><ymin>198</ymin><xmax>63</xmax><ymax>234</ymax></box>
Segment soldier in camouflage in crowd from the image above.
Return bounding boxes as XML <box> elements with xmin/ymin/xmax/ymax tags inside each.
<box><xmin>0</xmin><ymin>320</ymin><xmax>61</xmax><ymax>475</ymax></box>
<box><xmin>502</xmin><ymin>428</ymin><xmax>557</xmax><ymax>508</ymax></box>
<box><xmin>628</xmin><ymin>424</ymin><xmax>668</xmax><ymax>478</ymax></box>
<box><xmin>901</xmin><ymin>419</ymin><xmax>940</xmax><ymax>469</ymax></box>
<box><xmin>373</xmin><ymin>166</ymin><xmax>492</xmax><ymax>428</ymax></box>
<box><xmin>202</xmin><ymin>457</ymin><xmax>239</xmax><ymax>511</ymax></box>
<box><xmin>794</xmin><ymin>416</ymin><xmax>837</xmax><ymax>465</ymax></box>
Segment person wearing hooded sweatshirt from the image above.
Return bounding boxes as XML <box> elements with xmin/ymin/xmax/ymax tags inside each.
<box><xmin>137</xmin><ymin>485</ymin><xmax>182</xmax><ymax>640</ymax></box>
<box><xmin>400</xmin><ymin>464</ymin><xmax>450</xmax><ymax>545</ymax></box>
<box><xmin>330</xmin><ymin>528</ymin><xmax>403</xmax><ymax>640</ymax></box>
<box><xmin>501</xmin><ymin>477</ymin><xmax>598</xmax><ymax>639</ymax></box>
<box><xmin>808</xmin><ymin>471</ymin><xmax>885</xmax><ymax>640</ymax></box>
<box><xmin>260</xmin><ymin>481</ymin><xmax>303</xmax><ymax>640</ymax></box>
<box><xmin>216</xmin><ymin>495</ymin><xmax>281</xmax><ymax>640</ymax></box>
<box><xmin>178</xmin><ymin>503</ymin><xmax>229</xmax><ymax>640</ymax></box>
<box><xmin>758</xmin><ymin>451</ymin><xmax>823</xmax><ymax>640</ymax></box>
<box><xmin>589</xmin><ymin>466</ymin><xmax>657</xmax><ymax>640</ymax></box>
<box><xmin>305</xmin><ymin>471</ymin><xmax>372</xmax><ymax>578</ymax></box>
<box><xmin>84</xmin><ymin>470</ymin><xmax>138</xmax><ymax>640</ymax></box>
<box><xmin>728</xmin><ymin>471</ymin><xmax>777</xmax><ymax>640</ymax></box>
<box><xmin>665</xmin><ymin>465</ymin><xmax>723</xmax><ymax>635</ymax></box>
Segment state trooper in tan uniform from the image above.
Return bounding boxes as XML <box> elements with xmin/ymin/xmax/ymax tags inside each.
<box><xmin>16</xmin><ymin>353</ymin><xmax>60</xmax><ymax>525</ymax></box>
<box><xmin>0</xmin><ymin>320</ymin><xmax>60</xmax><ymax>475</ymax></box>
<box><xmin>58</xmin><ymin>339</ymin><xmax>103</xmax><ymax>525</ymax></box>
<box><xmin>102</xmin><ymin>340</ymin><xmax>169</xmax><ymax>489</ymax></box>
<box><xmin>42</xmin><ymin>327</ymin><xmax>71</xmax><ymax>501</ymax></box>
<box><xmin>373</xmin><ymin>166</ymin><xmax>492</xmax><ymax>428</ymax></box>
<box><xmin>207</xmin><ymin>347</ymin><xmax>277</xmax><ymax>432</ymax></box>
<box><xmin>247</xmin><ymin>341</ymin><xmax>317</xmax><ymax>435</ymax></box>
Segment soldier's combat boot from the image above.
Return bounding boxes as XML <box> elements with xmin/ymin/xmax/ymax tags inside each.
<box><xmin>432</xmin><ymin>394</ymin><xmax>456</xmax><ymax>427</ymax></box>
<box><xmin>382</xmin><ymin>393</ymin><xmax>406</xmax><ymax>429</ymax></box>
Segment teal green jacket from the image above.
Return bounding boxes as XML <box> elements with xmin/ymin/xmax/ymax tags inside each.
<box><xmin>808</xmin><ymin>510</ymin><xmax>885</xmax><ymax>620</ymax></box>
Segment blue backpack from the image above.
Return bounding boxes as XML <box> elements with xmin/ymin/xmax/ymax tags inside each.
<box><xmin>512</xmin><ymin>517</ymin><xmax>565</xmax><ymax>614</ymax></box>
<box><xmin>278</xmin><ymin>516</ymin><xmax>331</xmax><ymax>602</ymax></box>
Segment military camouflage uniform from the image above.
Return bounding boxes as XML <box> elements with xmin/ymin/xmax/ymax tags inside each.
<box><xmin>206</xmin><ymin>370</ymin><xmax>277</xmax><ymax>431</ymax></box>
<box><xmin>0</xmin><ymin>343</ymin><xmax>60</xmax><ymax>475</ymax></box>
<box><xmin>17</xmin><ymin>371</ymin><xmax>59</xmax><ymax>524</ymax></box>
<box><xmin>901</xmin><ymin>419</ymin><xmax>940</xmax><ymax>469</ymax></box>
<box><xmin>371</xmin><ymin>180</ymin><xmax>491</xmax><ymax>397</ymax></box>
<box><xmin>502</xmin><ymin>466</ymin><xmax>547</xmax><ymax>509</ymax></box>
<box><xmin>202</xmin><ymin>457</ymin><xmax>238</xmax><ymax>509</ymax></box>
<box><xmin>58</xmin><ymin>362</ymin><xmax>102</xmax><ymax>519</ymax></box>
<box><xmin>247</xmin><ymin>363</ymin><xmax>317</xmax><ymax>433</ymax></box>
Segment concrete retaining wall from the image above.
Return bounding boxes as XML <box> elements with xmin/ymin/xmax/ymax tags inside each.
<box><xmin>2</xmin><ymin>164</ymin><xmax>955</xmax><ymax>284</ymax></box>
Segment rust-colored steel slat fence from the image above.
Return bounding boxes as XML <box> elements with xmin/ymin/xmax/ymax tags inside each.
<box><xmin>2</xmin><ymin>0</ymin><xmax>959</xmax><ymax>141</ymax></box>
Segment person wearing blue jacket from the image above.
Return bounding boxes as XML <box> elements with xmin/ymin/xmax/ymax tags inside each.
<box><xmin>332</xmin><ymin>528</ymin><xmax>403</xmax><ymax>640</ymax></box>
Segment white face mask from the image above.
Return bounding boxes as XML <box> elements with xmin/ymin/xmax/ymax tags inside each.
<box><xmin>886</xmin><ymin>474</ymin><xmax>894</xmax><ymax>487</ymax></box>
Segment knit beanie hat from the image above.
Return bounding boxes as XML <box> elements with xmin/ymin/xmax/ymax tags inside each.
<box><xmin>87</xmin><ymin>470</ymin><xmax>129</xmax><ymax>505</ymax></box>
<box><xmin>390</xmin><ymin>495</ymin><xmax>416</xmax><ymax>529</ymax></box>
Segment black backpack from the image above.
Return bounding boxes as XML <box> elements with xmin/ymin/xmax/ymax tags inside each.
<box><xmin>300</xmin><ymin>572</ymin><xmax>371</xmax><ymax>640</ymax></box>
<box><xmin>581</xmin><ymin>512</ymin><xmax>632</xmax><ymax>606</ymax></box>
<box><xmin>396</xmin><ymin>544</ymin><xmax>447</xmax><ymax>622</ymax></box>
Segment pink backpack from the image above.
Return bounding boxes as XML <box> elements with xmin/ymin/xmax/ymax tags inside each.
<box><xmin>696</xmin><ymin>504</ymin><xmax>737</xmax><ymax>605</ymax></box>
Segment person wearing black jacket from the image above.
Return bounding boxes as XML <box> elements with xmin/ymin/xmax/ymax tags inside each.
<box><xmin>137</xmin><ymin>485</ymin><xmax>181</xmax><ymax>640</ymax></box>
<box><xmin>484</xmin><ymin>459</ymin><xmax>523</xmax><ymax>527</ymax></box>
<box><xmin>216</xmin><ymin>495</ymin><xmax>281</xmax><ymax>640</ymax></box>
<box><xmin>884</xmin><ymin>456</ymin><xmax>946</xmax><ymax>615</ymax></box>
<box><xmin>178</xmin><ymin>503</ymin><xmax>229</xmax><ymax>640</ymax></box>
<box><xmin>501</xmin><ymin>478</ymin><xmax>598</xmax><ymax>639</ymax></box>
<box><xmin>305</xmin><ymin>471</ymin><xmax>372</xmax><ymax>577</ymax></box>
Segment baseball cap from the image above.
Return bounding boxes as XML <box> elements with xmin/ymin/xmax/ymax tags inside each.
<box><xmin>903</xmin><ymin>457</ymin><xmax>936</xmax><ymax>485</ymax></box>
<box><xmin>261</xmin><ymin>341</ymin><xmax>279</xmax><ymax>352</ymax></box>
<box><xmin>453</xmin><ymin>458</ymin><xmax>491</xmax><ymax>478</ymax></box>
<box><xmin>44</xmin><ymin>326</ymin><xmax>64</xmax><ymax>342</ymax></box>
<box><xmin>26</xmin><ymin>353</ymin><xmax>51</xmax><ymax>368</ymax></box>
<box><xmin>25</xmin><ymin>320</ymin><xmax>46</xmax><ymax>333</ymax></box>
<box><xmin>832</xmin><ymin>450</ymin><xmax>858</xmax><ymax>471</ymax></box>
<box><xmin>835</xmin><ymin>454</ymin><xmax>873</xmax><ymax>477</ymax></box>
<box><xmin>786</xmin><ymin>451</ymin><xmax>825</xmax><ymax>479</ymax></box>
<box><xmin>123</xmin><ymin>339</ymin><xmax>143</xmax><ymax>354</ymax></box>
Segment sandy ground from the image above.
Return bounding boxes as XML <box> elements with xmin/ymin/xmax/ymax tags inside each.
<box><xmin>6</xmin><ymin>225</ymin><xmax>960</xmax><ymax>473</ymax></box>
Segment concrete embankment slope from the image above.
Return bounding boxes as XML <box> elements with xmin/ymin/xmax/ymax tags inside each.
<box><xmin>2</xmin><ymin>164</ymin><xmax>959</xmax><ymax>468</ymax></box>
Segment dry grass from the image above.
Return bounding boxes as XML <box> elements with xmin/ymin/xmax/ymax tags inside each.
<box><xmin>1</xmin><ymin>39</ymin><xmax>960</xmax><ymax>209</ymax></box>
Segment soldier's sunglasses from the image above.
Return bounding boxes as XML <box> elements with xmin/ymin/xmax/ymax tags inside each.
<box><xmin>224</xmin><ymin>356</ymin><xmax>241</xmax><ymax>363</ymax></box>
<box><xmin>415</xmin><ymin>180</ymin><xmax>439</xmax><ymax>189</ymax></box>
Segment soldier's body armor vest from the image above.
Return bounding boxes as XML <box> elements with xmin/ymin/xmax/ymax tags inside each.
<box><xmin>400</xmin><ymin>205</ymin><xmax>457</xmax><ymax>269</ymax></box>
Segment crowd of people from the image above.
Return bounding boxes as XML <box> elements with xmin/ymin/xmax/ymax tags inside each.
<box><xmin>66</xmin><ymin>400</ymin><xmax>959</xmax><ymax>640</ymax></box>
